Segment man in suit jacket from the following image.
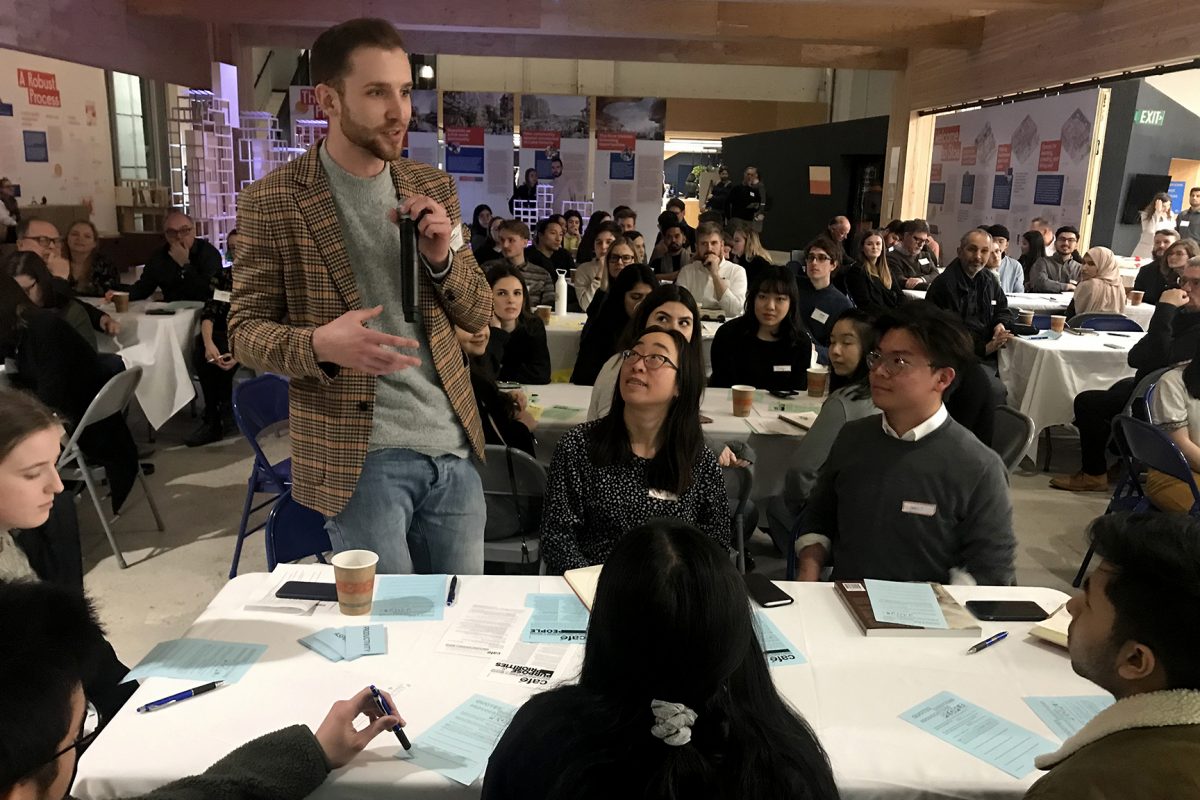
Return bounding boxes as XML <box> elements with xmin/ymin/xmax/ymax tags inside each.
<box><xmin>229</xmin><ymin>18</ymin><xmax>492</xmax><ymax>575</ymax></box>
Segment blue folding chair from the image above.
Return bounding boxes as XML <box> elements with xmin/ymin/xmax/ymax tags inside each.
<box><xmin>228</xmin><ymin>374</ymin><xmax>292</xmax><ymax>578</ymax></box>
<box><xmin>264</xmin><ymin>489</ymin><xmax>331</xmax><ymax>570</ymax></box>
<box><xmin>1067</xmin><ymin>313</ymin><xmax>1143</xmax><ymax>332</ymax></box>
<box><xmin>1031</xmin><ymin>314</ymin><xmax>1052</xmax><ymax>330</ymax></box>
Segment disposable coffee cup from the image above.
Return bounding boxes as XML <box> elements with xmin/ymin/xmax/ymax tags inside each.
<box><xmin>1050</xmin><ymin>315</ymin><xmax>1067</xmax><ymax>333</ymax></box>
<box><xmin>1018</xmin><ymin>310</ymin><xmax>1034</xmax><ymax>326</ymax></box>
<box><xmin>535</xmin><ymin>305</ymin><xmax>552</xmax><ymax>323</ymax></box>
<box><xmin>807</xmin><ymin>366</ymin><xmax>829</xmax><ymax>398</ymax></box>
<box><xmin>112</xmin><ymin>292</ymin><xmax>129</xmax><ymax>313</ymax></box>
<box><xmin>331</xmin><ymin>549</ymin><xmax>378</xmax><ymax>616</ymax></box>
<box><xmin>1129</xmin><ymin>290</ymin><xmax>1144</xmax><ymax>306</ymax></box>
<box><xmin>731</xmin><ymin>385</ymin><xmax>755</xmax><ymax>417</ymax></box>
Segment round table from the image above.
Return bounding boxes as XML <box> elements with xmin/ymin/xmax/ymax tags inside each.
<box><xmin>903</xmin><ymin>290</ymin><xmax>1156</xmax><ymax>330</ymax></box>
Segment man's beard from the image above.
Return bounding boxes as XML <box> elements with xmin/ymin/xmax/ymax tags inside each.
<box><xmin>340</xmin><ymin>105</ymin><xmax>403</xmax><ymax>162</ymax></box>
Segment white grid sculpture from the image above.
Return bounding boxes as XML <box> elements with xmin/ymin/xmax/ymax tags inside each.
<box><xmin>293</xmin><ymin>119</ymin><xmax>329</xmax><ymax>151</ymax></box>
<box><xmin>167</xmin><ymin>89</ymin><xmax>237</xmax><ymax>250</ymax></box>
<box><xmin>561</xmin><ymin>200</ymin><xmax>594</xmax><ymax>218</ymax></box>
<box><xmin>237</xmin><ymin>112</ymin><xmax>304</xmax><ymax>190</ymax></box>
<box><xmin>512</xmin><ymin>184</ymin><xmax>555</xmax><ymax>227</ymax></box>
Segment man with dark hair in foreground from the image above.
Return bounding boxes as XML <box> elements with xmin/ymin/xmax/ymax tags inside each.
<box><xmin>1025</xmin><ymin>513</ymin><xmax>1200</xmax><ymax>798</ymax></box>
<box><xmin>0</xmin><ymin>580</ymin><xmax>404</xmax><ymax>800</ymax></box>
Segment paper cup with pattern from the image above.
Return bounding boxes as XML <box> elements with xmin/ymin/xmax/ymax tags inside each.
<box><xmin>806</xmin><ymin>367</ymin><xmax>829</xmax><ymax>397</ymax></box>
<box><xmin>731</xmin><ymin>385</ymin><xmax>755</xmax><ymax>417</ymax></box>
<box><xmin>332</xmin><ymin>549</ymin><xmax>378</xmax><ymax>616</ymax></box>
<box><xmin>1050</xmin><ymin>315</ymin><xmax>1067</xmax><ymax>333</ymax></box>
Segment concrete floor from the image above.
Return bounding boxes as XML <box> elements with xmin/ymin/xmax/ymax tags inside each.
<box><xmin>81</xmin><ymin>420</ymin><xmax>1107</xmax><ymax>667</ymax></box>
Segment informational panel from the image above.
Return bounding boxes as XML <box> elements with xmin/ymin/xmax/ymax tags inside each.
<box><xmin>0</xmin><ymin>49</ymin><xmax>117</xmax><ymax>231</ymax></box>
<box><xmin>519</xmin><ymin>94</ymin><xmax>590</xmax><ymax>214</ymax></box>
<box><xmin>593</xmin><ymin>97</ymin><xmax>666</xmax><ymax>226</ymax></box>
<box><xmin>442</xmin><ymin>92</ymin><xmax>514</xmax><ymax>222</ymax></box>
<box><xmin>402</xmin><ymin>89</ymin><xmax>439</xmax><ymax>169</ymax></box>
<box><xmin>926</xmin><ymin>89</ymin><xmax>1105</xmax><ymax>250</ymax></box>
<box><xmin>288</xmin><ymin>86</ymin><xmax>325</xmax><ymax>146</ymax></box>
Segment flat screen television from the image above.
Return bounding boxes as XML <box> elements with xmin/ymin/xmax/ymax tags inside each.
<box><xmin>1121</xmin><ymin>173</ymin><xmax>1171</xmax><ymax>224</ymax></box>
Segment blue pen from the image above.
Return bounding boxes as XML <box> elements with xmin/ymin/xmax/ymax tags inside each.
<box><xmin>370</xmin><ymin>684</ymin><xmax>411</xmax><ymax>750</ymax></box>
<box><xmin>966</xmin><ymin>630</ymin><xmax>1009</xmax><ymax>654</ymax></box>
<box><xmin>446</xmin><ymin>575</ymin><xmax>459</xmax><ymax>606</ymax></box>
<box><xmin>136</xmin><ymin>681</ymin><xmax>224</xmax><ymax>713</ymax></box>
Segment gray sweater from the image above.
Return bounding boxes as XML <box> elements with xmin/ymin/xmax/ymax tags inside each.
<box><xmin>801</xmin><ymin>414</ymin><xmax>1015</xmax><ymax>585</ymax></box>
<box><xmin>1028</xmin><ymin>254</ymin><xmax>1081</xmax><ymax>293</ymax></box>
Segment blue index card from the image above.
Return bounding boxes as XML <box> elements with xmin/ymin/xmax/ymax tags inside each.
<box><xmin>407</xmin><ymin>694</ymin><xmax>517</xmax><ymax>785</ymax></box>
<box><xmin>521</xmin><ymin>594</ymin><xmax>589</xmax><ymax>643</ymax></box>
<box><xmin>299</xmin><ymin>630</ymin><xmax>344</xmax><ymax>662</ymax></box>
<box><xmin>125</xmin><ymin>639</ymin><xmax>267</xmax><ymax>684</ymax></box>
<box><xmin>864</xmin><ymin>579</ymin><xmax>948</xmax><ymax>629</ymax></box>
<box><xmin>373</xmin><ymin>574</ymin><xmax>448</xmax><ymax>621</ymax></box>
<box><xmin>901</xmin><ymin>691</ymin><xmax>1057</xmax><ymax>778</ymax></box>
<box><xmin>343</xmin><ymin>624</ymin><xmax>388</xmax><ymax>660</ymax></box>
<box><xmin>754</xmin><ymin>612</ymin><xmax>806</xmax><ymax>667</ymax></box>
<box><xmin>1024</xmin><ymin>696</ymin><xmax>1114</xmax><ymax>740</ymax></box>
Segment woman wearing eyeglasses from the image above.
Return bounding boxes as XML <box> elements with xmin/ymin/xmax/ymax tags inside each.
<box><xmin>796</xmin><ymin>235</ymin><xmax>854</xmax><ymax>364</ymax></box>
<box><xmin>572</xmin><ymin>221</ymin><xmax>621</xmax><ymax>312</ymax></box>
<box><xmin>582</xmin><ymin>237</ymin><xmax>638</xmax><ymax>317</ymax></box>
<box><xmin>542</xmin><ymin>327</ymin><xmax>729</xmax><ymax>573</ymax></box>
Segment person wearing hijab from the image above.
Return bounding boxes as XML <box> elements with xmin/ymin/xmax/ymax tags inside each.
<box><xmin>1070</xmin><ymin>246</ymin><xmax>1126</xmax><ymax>317</ymax></box>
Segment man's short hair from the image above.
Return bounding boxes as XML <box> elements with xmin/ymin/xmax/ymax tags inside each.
<box><xmin>657</xmin><ymin>211</ymin><xmax>683</xmax><ymax>234</ymax></box>
<box><xmin>311</xmin><ymin>18</ymin><xmax>407</xmax><ymax>88</ymax></box>
<box><xmin>626</xmin><ymin>229</ymin><xmax>643</xmax><ymax>241</ymax></box>
<box><xmin>1155</xmin><ymin>228</ymin><xmax>1181</xmax><ymax>240</ymax></box>
<box><xmin>665</xmin><ymin>197</ymin><xmax>685</xmax><ymax>213</ymax></box>
<box><xmin>1191</xmin><ymin>187</ymin><xmax>1200</xmax><ymax>194</ymax></box>
<box><xmin>828</xmin><ymin>215</ymin><xmax>849</xmax><ymax>227</ymax></box>
<box><xmin>695</xmin><ymin>221</ymin><xmax>724</xmax><ymax>241</ymax></box>
<box><xmin>874</xmin><ymin>301</ymin><xmax>975</xmax><ymax>374</ymax></box>
<box><xmin>535</xmin><ymin>218</ymin><xmax>562</xmax><ymax>236</ymax></box>
<box><xmin>0</xmin><ymin>580</ymin><xmax>110</xmax><ymax>793</ymax></box>
<box><xmin>14</xmin><ymin>216</ymin><xmax>53</xmax><ymax>240</ymax></box>
<box><xmin>612</xmin><ymin>205</ymin><xmax>632</xmax><ymax>217</ymax></box>
<box><xmin>563</xmin><ymin>209</ymin><xmax>582</xmax><ymax>223</ymax></box>
<box><xmin>1031</xmin><ymin>216</ymin><xmax>1050</xmax><ymax>227</ymax></box>
<box><xmin>901</xmin><ymin>219</ymin><xmax>931</xmax><ymax>236</ymax></box>
<box><xmin>985</xmin><ymin>224</ymin><xmax>1011</xmax><ymax>241</ymax></box>
<box><xmin>497</xmin><ymin>219</ymin><xmax>530</xmax><ymax>240</ymax></box>
<box><xmin>550</xmin><ymin>156</ymin><xmax>563</xmax><ymax>166</ymax></box>
<box><xmin>614</xmin><ymin>207</ymin><xmax>637</xmax><ymax>223</ymax></box>
<box><xmin>960</xmin><ymin>228</ymin><xmax>992</xmax><ymax>248</ymax></box>
<box><xmin>1088</xmin><ymin>513</ymin><xmax>1200</xmax><ymax>690</ymax></box>
<box><xmin>1055</xmin><ymin>225</ymin><xmax>1080</xmax><ymax>238</ymax></box>
<box><xmin>806</xmin><ymin>234</ymin><xmax>844</xmax><ymax>265</ymax></box>
<box><xmin>884</xmin><ymin>219</ymin><xmax>904</xmax><ymax>236</ymax></box>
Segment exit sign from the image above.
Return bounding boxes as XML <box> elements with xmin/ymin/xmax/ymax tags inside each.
<box><xmin>1134</xmin><ymin>109</ymin><xmax>1165</xmax><ymax>126</ymax></box>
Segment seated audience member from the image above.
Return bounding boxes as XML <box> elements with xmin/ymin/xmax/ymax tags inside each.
<box><xmin>571</xmin><ymin>264</ymin><xmax>656</xmax><ymax>386</ymax></box>
<box><xmin>795</xmin><ymin>303</ymin><xmax>1015</xmax><ymax>584</ymax></box>
<box><xmin>0</xmin><ymin>275</ymin><xmax>139</xmax><ymax>515</ymax></box>
<box><xmin>223</xmin><ymin>229</ymin><xmax>240</xmax><ymax>265</ymax></box>
<box><xmin>726</xmin><ymin>167</ymin><xmax>767</xmax><ymax>229</ymax></box>
<box><xmin>797</xmin><ymin>235</ymin><xmax>854</xmax><ymax>362</ymax></box>
<box><xmin>0</xmin><ymin>578</ymin><xmax>408</xmax><ymax>800</ymax></box>
<box><xmin>1024</xmin><ymin>512</ymin><xmax>1200</xmax><ymax>799</ymax></box>
<box><xmin>1031</xmin><ymin>217</ymin><xmax>1055</xmax><ymax>255</ymax></box>
<box><xmin>572</xmin><ymin>222</ymin><xmax>622</xmax><ymax>312</ymax></box>
<box><xmin>14</xmin><ymin>217</ymin><xmax>71</xmax><ymax>280</ymax></box>
<box><xmin>6</xmin><ymin>252</ymin><xmax>119</xmax><ymax>350</ymax></box>
<box><xmin>885</xmin><ymin>219</ymin><xmax>940</xmax><ymax>290</ymax></box>
<box><xmin>1067</xmin><ymin>246</ymin><xmax>1127</xmax><ymax>318</ymax></box>
<box><xmin>473</xmin><ymin>215</ymin><xmax>505</xmax><ymax>266</ymax></box>
<box><xmin>484</xmin><ymin>219</ymin><xmax>556</xmax><ymax>307</ymax></box>
<box><xmin>664</xmin><ymin>197</ymin><xmax>696</xmax><ymax>247</ymax></box>
<box><xmin>1146</xmin><ymin>350</ymin><xmax>1200</xmax><ymax>512</ymax></box>
<box><xmin>728</xmin><ymin>219</ymin><xmax>773</xmax><ymax>289</ymax></box>
<box><xmin>926</xmin><ymin>229</ymin><xmax>1016</xmax><ymax>360</ymax></box>
<box><xmin>469</xmin><ymin>204</ymin><xmax>494</xmax><ymax>253</ymax></box>
<box><xmin>64</xmin><ymin>220</ymin><xmax>122</xmax><ymax>297</ymax></box>
<box><xmin>543</xmin><ymin>328</ymin><xmax>728</xmax><ymax>572</ymax></box>
<box><xmin>1181</xmin><ymin>186</ymin><xmax>1200</xmax><ymax>241</ymax></box>
<box><xmin>583</xmin><ymin>237</ymin><xmax>638</xmax><ymax>316</ymax></box>
<box><xmin>485</xmin><ymin>264</ymin><xmax>551</xmax><ymax>385</ymax></box>
<box><xmin>574</xmin><ymin>210</ymin><xmax>614</xmax><ymax>265</ymax></box>
<box><xmin>648</xmin><ymin>214</ymin><xmax>691</xmax><ymax>279</ymax></box>
<box><xmin>675</xmin><ymin>222</ymin><xmax>748</xmax><ymax>319</ymax></box>
<box><xmin>709</xmin><ymin>265</ymin><xmax>812</xmax><ymax>392</ymax></box>
<box><xmin>1138</xmin><ymin>238</ymin><xmax>1200</xmax><ymax>305</ymax></box>
<box><xmin>509</xmin><ymin>168</ymin><xmax>538</xmax><ymax>212</ymax></box>
<box><xmin>1028</xmin><ymin>226</ymin><xmax>1083</xmax><ymax>293</ymax></box>
<box><xmin>614</xmin><ymin>205</ymin><xmax>638</xmax><ymax>234</ymax></box>
<box><xmin>588</xmin><ymin>285</ymin><xmax>700</xmax><ymax>421</ymax></box>
<box><xmin>186</xmin><ymin>253</ymin><xmax>238</xmax><ymax>447</ymax></box>
<box><xmin>826</xmin><ymin>215</ymin><xmax>852</xmax><ymax>253</ymax></box>
<box><xmin>839</xmin><ymin>229</ymin><xmax>906</xmax><ymax>313</ymax></box>
<box><xmin>127</xmin><ymin>210</ymin><xmax>221</xmax><ymax>302</ymax></box>
<box><xmin>526</xmin><ymin>217</ymin><xmax>575</xmax><ymax>274</ymax></box>
<box><xmin>984</xmin><ymin>225</ymin><xmax>1025</xmax><ymax>294</ymax></box>
<box><xmin>562</xmin><ymin>209</ymin><xmax>582</xmax><ymax>258</ymax></box>
<box><xmin>456</xmin><ymin>325</ymin><xmax>537</xmax><ymax>456</ymax></box>
<box><xmin>882</xmin><ymin>218</ymin><xmax>903</xmax><ymax>250</ymax></box>
<box><xmin>1017</xmin><ymin>230</ymin><xmax>1047</xmax><ymax>284</ymax></box>
<box><xmin>626</xmin><ymin>229</ymin><xmax>646</xmax><ymax>264</ymax></box>
<box><xmin>766</xmin><ymin>309</ymin><xmax>878</xmax><ymax>549</ymax></box>
<box><xmin>1051</xmin><ymin>259</ymin><xmax>1200</xmax><ymax>492</ymax></box>
<box><xmin>484</xmin><ymin>520</ymin><xmax>839</xmax><ymax>800</ymax></box>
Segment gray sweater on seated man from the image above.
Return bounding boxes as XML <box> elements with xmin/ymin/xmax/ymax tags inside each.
<box><xmin>1028</xmin><ymin>254</ymin><xmax>1081</xmax><ymax>293</ymax></box>
<box><xmin>798</xmin><ymin>407</ymin><xmax>1015</xmax><ymax>585</ymax></box>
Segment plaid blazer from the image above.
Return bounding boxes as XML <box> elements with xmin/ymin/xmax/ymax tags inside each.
<box><xmin>229</xmin><ymin>144</ymin><xmax>491</xmax><ymax>517</ymax></box>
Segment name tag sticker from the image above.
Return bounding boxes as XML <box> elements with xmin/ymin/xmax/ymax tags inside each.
<box><xmin>902</xmin><ymin>501</ymin><xmax>938</xmax><ymax>517</ymax></box>
<box><xmin>918</xmin><ymin>257</ymin><xmax>931</xmax><ymax>265</ymax></box>
<box><xmin>450</xmin><ymin>223</ymin><xmax>466</xmax><ymax>252</ymax></box>
<box><xmin>648</xmin><ymin>488</ymin><xmax>680</xmax><ymax>502</ymax></box>
<box><xmin>774</xmin><ymin>364</ymin><xmax>792</xmax><ymax>372</ymax></box>
<box><xmin>1182</xmin><ymin>220</ymin><xmax>1191</xmax><ymax>228</ymax></box>
<box><xmin>212</xmin><ymin>289</ymin><xmax>232</xmax><ymax>303</ymax></box>
<box><xmin>811</xmin><ymin>308</ymin><xmax>830</xmax><ymax>324</ymax></box>
<box><xmin>990</xmin><ymin>299</ymin><xmax>997</xmax><ymax>305</ymax></box>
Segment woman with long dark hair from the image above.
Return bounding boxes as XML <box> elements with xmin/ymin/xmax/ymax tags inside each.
<box><xmin>709</xmin><ymin>265</ymin><xmax>811</xmax><ymax>392</ymax></box>
<box><xmin>543</xmin><ymin>328</ymin><xmax>728</xmax><ymax>572</ymax></box>
<box><xmin>5</xmin><ymin>251</ymin><xmax>118</xmax><ymax>350</ymax></box>
<box><xmin>469</xmin><ymin>204</ymin><xmax>493</xmax><ymax>253</ymax></box>
<box><xmin>575</xmin><ymin>210</ymin><xmax>615</xmax><ymax>265</ymax></box>
<box><xmin>456</xmin><ymin>324</ymin><xmax>536</xmax><ymax>456</ymax></box>
<box><xmin>484</xmin><ymin>519</ymin><xmax>839</xmax><ymax>800</ymax></box>
<box><xmin>485</xmin><ymin>263</ymin><xmax>551</xmax><ymax>385</ymax></box>
<box><xmin>1134</xmin><ymin>191</ymin><xmax>1175</xmax><ymax>259</ymax></box>
<box><xmin>571</xmin><ymin>263</ymin><xmax>656</xmax><ymax>386</ymax></box>
<box><xmin>572</xmin><ymin>221</ymin><xmax>621</xmax><ymax>312</ymax></box>
<box><xmin>1017</xmin><ymin>230</ymin><xmax>1046</xmax><ymax>283</ymax></box>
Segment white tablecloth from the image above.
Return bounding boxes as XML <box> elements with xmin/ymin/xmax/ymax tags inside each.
<box><xmin>542</xmin><ymin>312</ymin><xmax>718</xmax><ymax>375</ymax></box>
<box><xmin>75</xmin><ymin>572</ymin><xmax>1090</xmax><ymax>799</ymax></box>
<box><xmin>999</xmin><ymin>332</ymin><xmax>1141</xmax><ymax>460</ymax></box>
<box><xmin>83</xmin><ymin>298</ymin><xmax>202</xmax><ymax>429</ymax></box>
<box><xmin>901</xmin><ymin>291</ymin><xmax>1155</xmax><ymax>329</ymax></box>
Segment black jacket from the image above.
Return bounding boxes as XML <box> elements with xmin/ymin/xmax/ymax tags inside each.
<box><xmin>1129</xmin><ymin>304</ymin><xmax>1200</xmax><ymax>383</ymax></box>
<box><xmin>130</xmin><ymin>239</ymin><xmax>222</xmax><ymax>302</ymax></box>
<box><xmin>926</xmin><ymin>258</ymin><xmax>1015</xmax><ymax>357</ymax></box>
<box><xmin>1132</xmin><ymin>259</ymin><xmax>1176</xmax><ymax>306</ymax></box>
<box><xmin>886</xmin><ymin>246</ymin><xmax>940</xmax><ymax>289</ymax></box>
<box><xmin>837</xmin><ymin>262</ymin><xmax>906</xmax><ymax>313</ymax></box>
<box><xmin>486</xmin><ymin>319</ymin><xmax>552</xmax><ymax>385</ymax></box>
<box><xmin>727</xmin><ymin>183</ymin><xmax>767</xmax><ymax>222</ymax></box>
<box><xmin>708</xmin><ymin>316</ymin><xmax>812</xmax><ymax>392</ymax></box>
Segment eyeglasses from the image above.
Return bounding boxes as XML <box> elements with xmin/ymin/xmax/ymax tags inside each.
<box><xmin>1180</xmin><ymin>277</ymin><xmax>1200</xmax><ymax>287</ymax></box>
<box><xmin>620</xmin><ymin>349</ymin><xmax>678</xmax><ymax>371</ymax></box>
<box><xmin>165</xmin><ymin>226</ymin><xmax>194</xmax><ymax>237</ymax></box>
<box><xmin>21</xmin><ymin>235</ymin><xmax>62</xmax><ymax>248</ymax></box>
<box><xmin>910</xmin><ymin>235</ymin><xmax>929</xmax><ymax>246</ymax></box>
<box><xmin>866</xmin><ymin>350</ymin><xmax>936</xmax><ymax>377</ymax></box>
<box><xmin>805</xmin><ymin>253</ymin><xmax>832</xmax><ymax>263</ymax></box>
<box><xmin>608</xmin><ymin>253</ymin><xmax>636</xmax><ymax>263</ymax></box>
<box><xmin>1057</xmin><ymin>236</ymin><xmax>1078</xmax><ymax>244</ymax></box>
<box><xmin>39</xmin><ymin>701</ymin><xmax>100</xmax><ymax>769</ymax></box>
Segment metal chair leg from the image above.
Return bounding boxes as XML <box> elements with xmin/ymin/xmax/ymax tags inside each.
<box><xmin>77</xmin><ymin>454</ymin><xmax>128</xmax><ymax>569</ymax></box>
<box><xmin>137</xmin><ymin>468</ymin><xmax>166</xmax><ymax>532</ymax></box>
<box><xmin>229</xmin><ymin>477</ymin><xmax>258</xmax><ymax>579</ymax></box>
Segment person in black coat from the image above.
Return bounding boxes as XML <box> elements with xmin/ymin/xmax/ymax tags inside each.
<box><xmin>457</xmin><ymin>325</ymin><xmax>537</xmax><ymax>456</ymax></box>
<box><xmin>126</xmin><ymin>211</ymin><xmax>221</xmax><ymax>302</ymax></box>
<box><xmin>709</xmin><ymin>265</ymin><xmax>812</xmax><ymax>392</ymax></box>
<box><xmin>486</xmin><ymin>264</ymin><xmax>552</xmax><ymax>385</ymax></box>
<box><xmin>571</xmin><ymin>264</ymin><xmax>657</xmax><ymax>386</ymax></box>
<box><xmin>838</xmin><ymin>229</ymin><xmax>907</xmax><ymax>313</ymax></box>
<box><xmin>925</xmin><ymin>231</ymin><xmax>1016</xmax><ymax>359</ymax></box>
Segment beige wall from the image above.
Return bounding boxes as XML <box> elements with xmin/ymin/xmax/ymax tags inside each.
<box><xmin>665</xmin><ymin>98</ymin><xmax>827</xmax><ymax>139</ymax></box>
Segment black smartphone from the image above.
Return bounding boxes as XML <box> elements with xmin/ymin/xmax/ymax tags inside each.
<box><xmin>276</xmin><ymin>581</ymin><xmax>338</xmax><ymax>602</ymax></box>
<box><xmin>744</xmin><ymin>573</ymin><xmax>794</xmax><ymax>608</ymax></box>
<box><xmin>965</xmin><ymin>600</ymin><xmax>1048</xmax><ymax>622</ymax></box>
<box><xmin>769</xmin><ymin>389</ymin><xmax>799</xmax><ymax>398</ymax></box>
<box><xmin>145</xmin><ymin>308</ymin><xmax>177</xmax><ymax>316</ymax></box>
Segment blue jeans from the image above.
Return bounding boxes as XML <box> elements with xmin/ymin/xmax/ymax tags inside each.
<box><xmin>325</xmin><ymin>449</ymin><xmax>485</xmax><ymax>575</ymax></box>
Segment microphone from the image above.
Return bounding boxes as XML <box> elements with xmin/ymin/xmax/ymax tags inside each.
<box><xmin>395</xmin><ymin>203</ymin><xmax>424</xmax><ymax>324</ymax></box>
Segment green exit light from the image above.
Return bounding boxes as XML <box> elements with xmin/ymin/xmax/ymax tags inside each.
<box><xmin>1134</xmin><ymin>109</ymin><xmax>1165</xmax><ymax>126</ymax></box>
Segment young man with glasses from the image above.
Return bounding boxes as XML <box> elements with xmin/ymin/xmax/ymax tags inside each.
<box><xmin>885</xmin><ymin>219</ymin><xmax>940</xmax><ymax>290</ymax></box>
<box><xmin>0</xmin><ymin>580</ymin><xmax>407</xmax><ymax>800</ymax></box>
<box><xmin>1028</xmin><ymin>225</ymin><xmax>1082</xmax><ymax>293</ymax></box>
<box><xmin>796</xmin><ymin>235</ymin><xmax>854</xmax><ymax>362</ymax></box>
<box><xmin>795</xmin><ymin>302</ymin><xmax>1015</xmax><ymax>585</ymax></box>
<box><xmin>14</xmin><ymin>217</ymin><xmax>70</xmax><ymax>279</ymax></box>
<box><xmin>126</xmin><ymin>210</ymin><xmax>222</xmax><ymax>302</ymax></box>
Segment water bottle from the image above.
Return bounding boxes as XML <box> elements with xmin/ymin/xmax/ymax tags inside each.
<box><xmin>554</xmin><ymin>269</ymin><xmax>568</xmax><ymax>316</ymax></box>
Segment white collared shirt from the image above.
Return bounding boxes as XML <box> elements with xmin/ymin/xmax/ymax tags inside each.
<box><xmin>881</xmin><ymin>404</ymin><xmax>948</xmax><ymax>442</ymax></box>
<box><xmin>675</xmin><ymin>258</ymin><xmax>747</xmax><ymax>318</ymax></box>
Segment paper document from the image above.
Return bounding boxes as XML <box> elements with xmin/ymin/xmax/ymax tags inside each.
<box><xmin>521</xmin><ymin>594</ymin><xmax>589</xmax><ymax>643</ymax></box>
<box><xmin>864</xmin><ymin>579</ymin><xmax>948</xmax><ymax>629</ymax></box>
<box><xmin>244</xmin><ymin>563</ymin><xmax>332</xmax><ymax>614</ymax></box>
<box><xmin>482</xmin><ymin>641</ymin><xmax>570</xmax><ymax>687</ymax></box>
<box><xmin>373</xmin><ymin>574</ymin><xmax>448</xmax><ymax>621</ymax></box>
<box><xmin>1024</xmin><ymin>696</ymin><xmax>1113</xmax><ymax>740</ymax></box>
<box><xmin>754</xmin><ymin>612</ymin><xmax>806</xmax><ymax>667</ymax></box>
<box><xmin>408</xmin><ymin>694</ymin><xmax>517</xmax><ymax>785</ymax></box>
<box><xmin>436</xmin><ymin>605</ymin><xmax>527</xmax><ymax>658</ymax></box>
<box><xmin>125</xmin><ymin>639</ymin><xmax>268</xmax><ymax>684</ymax></box>
<box><xmin>538</xmin><ymin>405</ymin><xmax>584</xmax><ymax>421</ymax></box>
<box><xmin>901</xmin><ymin>691</ymin><xmax>1056</xmax><ymax>778</ymax></box>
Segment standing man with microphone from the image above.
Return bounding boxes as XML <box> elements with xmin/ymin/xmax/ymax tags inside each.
<box><xmin>229</xmin><ymin>18</ymin><xmax>492</xmax><ymax>575</ymax></box>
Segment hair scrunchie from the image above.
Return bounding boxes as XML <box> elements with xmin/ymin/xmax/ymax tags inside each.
<box><xmin>650</xmin><ymin>699</ymin><xmax>698</xmax><ymax>746</ymax></box>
